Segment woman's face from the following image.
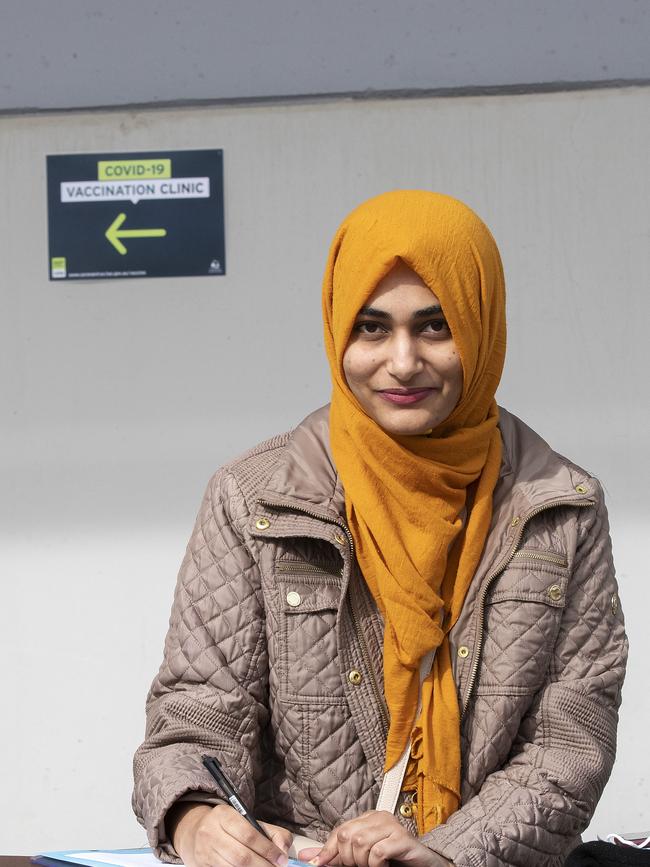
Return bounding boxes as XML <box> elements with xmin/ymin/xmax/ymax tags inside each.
<box><xmin>342</xmin><ymin>262</ymin><xmax>463</xmax><ymax>436</ymax></box>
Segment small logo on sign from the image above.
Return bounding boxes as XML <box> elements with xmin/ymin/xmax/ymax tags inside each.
<box><xmin>51</xmin><ymin>257</ymin><xmax>67</xmax><ymax>279</ymax></box>
<box><xmin>208</xmin><ymin>259</ymin><xmax>222</xmax><ymax>274</ymax></box>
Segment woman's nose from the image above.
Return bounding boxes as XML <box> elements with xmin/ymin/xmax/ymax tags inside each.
<box><xmin>385</xmin><ymin>335</ymin><xmax>423</xmax><ymax>380</ymax></box>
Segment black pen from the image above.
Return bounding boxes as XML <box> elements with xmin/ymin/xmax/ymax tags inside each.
<box><xmin>202</xmin><ymin>755</ymin><xmax>272</xmax><ymax>840</ymax></box>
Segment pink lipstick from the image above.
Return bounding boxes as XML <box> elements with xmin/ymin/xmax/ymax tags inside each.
<box><xmin>378</xmin><ymin>388</ymin><xmax>435</xmax><ymax>405</ymax></box>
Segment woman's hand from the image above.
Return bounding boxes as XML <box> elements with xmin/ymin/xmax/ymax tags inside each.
<box><xmin>301</xmin><ymin>810</ymin><xmax>452</xmax><ymax>867</ymax></box>
<box><xmin>170</xmin><ymin>802</ymin><xmax>292</xmax><ymax>867</ymax></box>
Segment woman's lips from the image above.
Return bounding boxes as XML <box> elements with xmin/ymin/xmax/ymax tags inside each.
<box><xmin>377</xmin><ymin>388</ymin><xmax>436</xmax><ymax>405</ymax></box>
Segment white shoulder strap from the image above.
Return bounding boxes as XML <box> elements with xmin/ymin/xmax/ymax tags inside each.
<box><xmin>375</xmin><ymin>649</ymin><xmax>435</xmax><ymax>815</ymax></box>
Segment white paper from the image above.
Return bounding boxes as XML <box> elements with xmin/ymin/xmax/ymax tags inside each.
<box><xmin>69</xmin><ymin>853</ymin><xmax>165</xmax><ymax>867</ymax></box>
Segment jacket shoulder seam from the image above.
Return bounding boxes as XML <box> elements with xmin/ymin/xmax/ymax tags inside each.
<box><xmin>548</xmin><ymin>449</ymin><xmax>603</xmax><ymax>489</ymax></box>
<box><xmin>209</xmin><ymin>430</ymin><xmax>294</xmax><ymax>515</ymax></box>
<box><xmin>227</xmin><ymin>430</ymin><xmax>293</xmax><ymax>469</ymax></box>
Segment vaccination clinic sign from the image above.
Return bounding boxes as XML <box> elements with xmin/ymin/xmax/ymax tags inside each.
<box><xmin>46</xmin><ymin>150</ymin><xmax>225</xmax><ymax>280</ymax></box>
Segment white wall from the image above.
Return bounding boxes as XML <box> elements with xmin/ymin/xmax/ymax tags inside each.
<box><xmin>1</xmin><ymin>85</ymin><xmax>648</xmax><ymax>853</ymax></box>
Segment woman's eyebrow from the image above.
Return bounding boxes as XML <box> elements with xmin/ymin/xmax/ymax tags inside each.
<box><xmin>413</xmin><ymin>305</ymin><xmax>443</xmax><ymax>317</ymax></box>
<box><xmin>356</xmin><ymin>304</ymin><xmax>443</xmax><ymax>319</ymax></box>
<box><xmin>357</xmin><ymin>305</ymin><xmax>390</xmax><ymax>318</ymax></box>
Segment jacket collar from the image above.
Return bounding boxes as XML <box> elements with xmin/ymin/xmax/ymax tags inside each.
<box><xmin>257</xmin><ymin>405</ymin><xmax>345</xmax><ymax>522</ymax></box>
<box><xmin>257</xmin><ymin>404</ymin><xmax>593</xmax><ymax>528</ymax></box>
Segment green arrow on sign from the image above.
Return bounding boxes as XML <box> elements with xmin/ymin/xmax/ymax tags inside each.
<box><xmin>105</xmin><ymin>213</ymin><xmax>167</xmax><ymax>255</ymax></box>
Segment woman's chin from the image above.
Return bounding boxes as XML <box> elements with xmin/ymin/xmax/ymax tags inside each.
<box><xmin>372</xmin><ymin>406</ymin><xmax>440</xmax><ymax>437</ymax></box>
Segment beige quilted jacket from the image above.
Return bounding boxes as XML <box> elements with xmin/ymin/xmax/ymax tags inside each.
<box><xmin>133</xmin><ymin>406</ymin><xmax>627</xmax><ymax>867</ymax></box>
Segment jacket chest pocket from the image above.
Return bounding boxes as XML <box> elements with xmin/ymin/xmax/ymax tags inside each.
<box><xmin>276</xmin><ymin>569</ymin><xmax>345</xmax><ymax>704</ymax></box>
<box><xmin>476</xmin><ymin>551</ymin><xmax>569</xmax><ymax>697</ymax></box>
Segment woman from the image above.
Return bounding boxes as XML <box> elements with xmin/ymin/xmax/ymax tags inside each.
<box><xmin>133</xmin><ymin>191</ymin><xmax>627</xmax><ymax>867</ymax></box>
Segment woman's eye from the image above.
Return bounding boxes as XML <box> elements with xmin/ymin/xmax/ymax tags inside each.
<box><xmin>356</xmin><ymin>321</ymin><xmax>385</xmax><ymax>335</ymax></box>
<box><xmin>423</xmin><ymin>319</ymin><xmax>450</xmax><ymax>335</ymax></box>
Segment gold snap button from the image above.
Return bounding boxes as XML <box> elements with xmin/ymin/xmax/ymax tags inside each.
<box><xmin>510</xmin><ymin>517</ymin><xmax>520</xmax><ymax>527</ymax></box>
<box><xmin>575</xmin><ymin>484</ymin><xmax>588</xmax><ymax>494</ymax></box>
<box><xmin>255</xmin><ymin>517</ymin><xmax>270</xmax><ymax>530</ymax></box>
<box><xmin>547</xmin><ymin>584</ymin><xmax>563</xmax><ymax>602</ymax></box>
<box><xmin>348</xmin><ymin>669</ymin><xmax>362</xmax><ymax>685</ymax></box>
<box><xmin>286</xmin><ymin>591</ymin><xmax>301</xmax><ymax>607</ymax></box>
<box><xmin>334</xmin><ymin>532</ymin><xmax>346</xmax><ymax>545</ymax></box>
<box><xmin>457</xmin><ymin>646</ymin><xmax>470</xmax><ymax>659</ymax></box>
<box><xmin>611</xmin><ymin>593</ymin><xmax>619</xmax><ymax>615</ymax></box>
<box><xmin>399</xmin><ymin>803</ymin><xmax>413</xmax><ymax>818</ymax></box>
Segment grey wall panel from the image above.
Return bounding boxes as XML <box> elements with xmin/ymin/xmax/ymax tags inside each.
<box><xmin>2</xmin><ymin>0</ymin><xmax>650</xmax><ymax>112</ymax></box>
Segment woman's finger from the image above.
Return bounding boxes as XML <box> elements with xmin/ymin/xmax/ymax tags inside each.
<box><xmin>328</xmin><ymin>823</ymin><xmax>353</xmax><ymax>866</ymax></box>
<box><xmin>313</xmin><ymin>829</ymin><xmax>345</xmax><ymax>866</ymax></box>
<box><xmin>367</xmin><ymin>832</ymin><xmax>439</xmax><ymax>867</ymax></box>
<box><xmin>260</xmin><ymin>821</ymin><xmax>293</xmax><ymax>854</ymax></box>
<box><xmin>350</xmin><ymin>820</ymin><xmax>394</xmax><ymax>867</ymax></box>
<box><xmin>195</xmin><ymin>849</ymin><xmax>242</xmax><ymax>867</ymax></box>
<box><xmin>212</xmin><ymin>833</ymin><xmax>287</xmax><ymax>867</ymax></box>
<box><xmin>296</xmin><ymin>847</ymin><xmax>323</xmax><ymax>863</ymax></box>
<box><xmin>313</xmin><ymin>812</ymin><xmax>396</xmax><ymax>867</ymax></box>
<box><xmin>214</xmin><ymin>811</ymin><xmax>289</xmax><ymax>867</ymax></box>
<box><xmin>367</xmin><ymin>835</ymin><xmax>408</xmax><ymax>867</ymax></box>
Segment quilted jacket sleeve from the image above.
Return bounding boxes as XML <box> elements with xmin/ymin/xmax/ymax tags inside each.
<box><xmin>132</xmin><ymin>468</ymin><xmax>268</xmax><ymax>860</ymax></box>
<box><xmin>422</xmin><ymin>484</ymin><xmax>628</xmax><ymax>867</ymax></box>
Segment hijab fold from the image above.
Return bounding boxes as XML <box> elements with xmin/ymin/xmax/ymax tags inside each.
<box><xmin>322</xmin><ymin>191</ymin><xmax>506</xmax><ymax>833</ymax></box>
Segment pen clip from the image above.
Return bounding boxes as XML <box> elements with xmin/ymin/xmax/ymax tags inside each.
<box><xmin>203</xmin><ymin>755</ymin><xmax>237</xmax><ymax>793</ymax></box>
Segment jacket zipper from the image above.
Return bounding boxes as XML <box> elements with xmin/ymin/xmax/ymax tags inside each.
<box><xmin>511</xmin><ymin>549</ymin><xmax>568</xmax><ymax>567</ymax></box>
<box><xmin>257</xmin><ymin>498</ymin><xmax>356</xmax><ymax>555</ymax></box>
<box><xmin>257</xmin><ymin>498</ymin><xmax>389</xmax><ymax>734</ymax></box>
<box><xmin>275</xmin><ymin>561</ymin><xmax>342</xmax><ymax>576</ymax></box>
<box><xmin>347</xmin><ymin>593</ymin><xmax>390</xmax><ymax>736</ymax></box>
<box><xmin>460</xmin><ymin>497</ymin><xmax>594</xmax><ymax>717</ymax></box>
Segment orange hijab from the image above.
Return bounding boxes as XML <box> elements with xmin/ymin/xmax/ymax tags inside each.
<box><xmin>322</xmin><ymin>190</ymin><xmax>506</xmax><ymax>833</ymax></box>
